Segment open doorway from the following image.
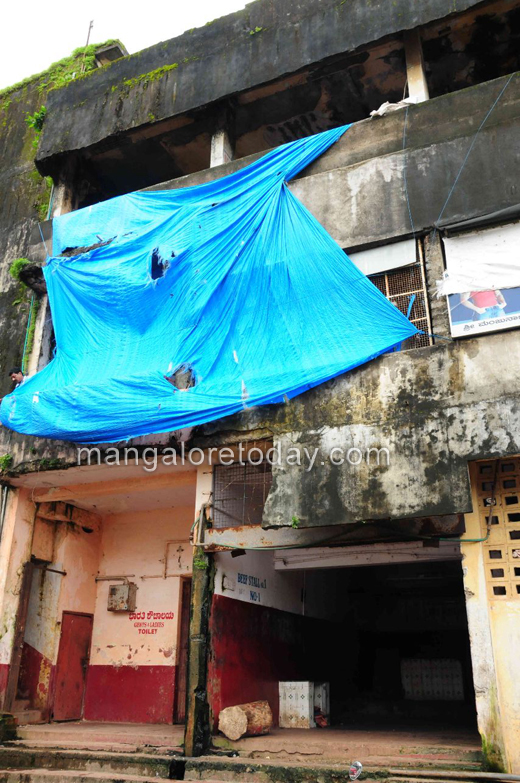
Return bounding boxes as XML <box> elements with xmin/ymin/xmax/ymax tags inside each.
<box><xmin>300</xmin><ymin>560</ymin><xmax>477</xmax><ymax>729</ymax></box>
<box><xmin>210</xmin><ymin>542</ymin><xmax>479</xmax><ymax>753</ymax></box>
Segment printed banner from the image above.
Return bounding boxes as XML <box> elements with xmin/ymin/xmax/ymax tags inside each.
<box><xmin>447</xmin><ymin>287</ymin><xmax>520</xmax><ymax>337</ymax></box>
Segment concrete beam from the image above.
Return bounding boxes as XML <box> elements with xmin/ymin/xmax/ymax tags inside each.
<box><xmin>30</xmin><ymin>471</ymin><xmax>195</xmax><ymax>503</ymax></box>
<box><xmin>273</xmin><ymin>540</ymin><xmax>461</xmax><ymax>570</ymax></box>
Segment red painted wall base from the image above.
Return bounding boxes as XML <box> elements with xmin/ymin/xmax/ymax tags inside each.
<box><xmin>18</xmin><ymin>643</ymin><xmax>54</xmax><ymax>714</ymax></box>
<box><xmin>84</xmin><ymin>665</ymin><xmax>176</xmax><ymax>724</ymax></box>
<box><xmin>0</xmin><ymin>663</ymin><xmax>9</xmax><ymax>708</ymax></box>
<box><xmin>209</xmin><ymin>595</ymin><xmax>310</xmax><ymax>727</ymax></box>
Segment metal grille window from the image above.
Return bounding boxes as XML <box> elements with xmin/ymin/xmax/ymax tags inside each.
<box><xmin>212</xmin><ymin>461</ymin><xmax>273</xmax><ymax>529</ymax></box>
<box><xmin>369</xmin><ymin>262</ymin><xmax>433</xmax><ymax>350</ymax></box>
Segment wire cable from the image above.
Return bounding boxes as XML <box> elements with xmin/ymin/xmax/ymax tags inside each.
<box><xmin>432</xmin><ymin>73</ymin><xmax>515</xmax><ymax>240</ymax></box>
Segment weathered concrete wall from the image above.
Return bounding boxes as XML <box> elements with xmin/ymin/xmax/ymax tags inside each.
<box><xmin>145</xmin><ymin>73</ymin><xmax>520</xmax><ymax>248</ymax></box>
<box><xmin>0</xmin><ymin>88</ymin><xmax>51</xmax><ymax>395</ymax></box>
<box><xmin>0</xmin><ymin>43</ymin><xmax>122</xmax><ymax>397</ymax></box>
<box><xmin>257</xmin><ymin>332</ymin><xmax>520</xmax><ymax>526</ymax></box>
<box><xmin>8</xmin><ymin>502</ymin><xmax>101</xmax><ymax>717</ymax></box>
<box><xmin>0</xmin><ymin>489</ymin><xmax>35</xmax><ymax>707</ymax></box>
<box><xmin>36</xmin><ymin>0</ymin><xmax>485</xmax><ymax>165</ymax></box>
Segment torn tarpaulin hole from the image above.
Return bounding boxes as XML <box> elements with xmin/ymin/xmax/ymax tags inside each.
<box><xmin>165</xmin><ymin>363</ymin><xmax>196</xmax><ymax>390</ymax></box>
<box><xmin>60</xmin><ymin>238</ymin><xmax>114</xmax><ymax>257</ymax></box>
<box><xmin>151</xmin><ymin>247</ymin><xmax>170</xmax><ymax>280</ymax></box>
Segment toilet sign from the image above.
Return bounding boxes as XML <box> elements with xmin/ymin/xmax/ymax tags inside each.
<box><xmin>129</xmin><ymin>610</ymin><xmax>175</xmax><ymax>635</ymax></box>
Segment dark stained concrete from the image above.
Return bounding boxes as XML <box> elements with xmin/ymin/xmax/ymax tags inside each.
<box><xmin>144</xmin><ymin>72</ymin><xmax>520</xmax><ymax>250</ymax></box>
<box><xmin>36</xmin><ymin>0</ymin><xmax>486</xmax><ymax>167</ymax></box>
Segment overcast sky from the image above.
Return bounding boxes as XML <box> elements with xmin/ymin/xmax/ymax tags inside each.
<box><xmin>1</xmin><ymin>0</ymin><xmax>249</xmax><ymax>91</ymax></box>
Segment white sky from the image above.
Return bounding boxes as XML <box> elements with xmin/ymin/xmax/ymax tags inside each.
<box><xmin>1</xmin><ymin>0</ymin><xmax>249</xmax><ymax>91</ymax></box>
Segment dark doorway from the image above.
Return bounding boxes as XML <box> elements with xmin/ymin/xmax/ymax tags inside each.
<box><xmin>174</xmin><ymin>578</ymin><xmax>192</xmax><ymax>724</ymax></box>
<box><xmin>301</xmin><ymin>560</ymin><xmax>478</xmax><ymax>729</ymax></box>
<box><xmin>52</xmin><ymin>612</ymin><xmax>93</xmax><ymax>721</ymax></box>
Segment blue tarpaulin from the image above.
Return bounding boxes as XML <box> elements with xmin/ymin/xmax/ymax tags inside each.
<box><xmin>1</xmin><ymin>126</ymin><xmax>418</xmax><ymax>443</ymax></box>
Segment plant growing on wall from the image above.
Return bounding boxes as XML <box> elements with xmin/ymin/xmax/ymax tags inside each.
<box><xmin>0</xmin><ymin>455</ymin><xmax>13</xmax><ymax>472</ymax></box>
<box><xmin>9</xmin><ymin>258</ymin><xmax>31</xmax><ymax>282</ymax></box>
<box><xmin>25</xmin><ymin>105</ymin><xmax>47</xmax><ymax>150</ymax></box>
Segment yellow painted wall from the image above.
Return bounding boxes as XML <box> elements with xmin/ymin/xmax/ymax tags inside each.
<box><xmin>462</xmin><ymin>462</ymin><xmax>520</xmax><ymax>773</ymax></box>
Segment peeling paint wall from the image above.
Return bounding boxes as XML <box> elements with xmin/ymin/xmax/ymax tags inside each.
<box><xmin>15</xmin><ymin>503</ymin><xmax>102</xmax><ymax>717</ymax></box>
<box><xmin>462</xmin><ymin>463</ymin><xmax>520</xmax><ymax>773</ymax></box>
<box><xmin>85</xmin><ymin>507</ymin><xmax>193</xmax><ymax>724</ymax></box>
<box><xmin>0</xmin><ymin>488</ymin><xmax>34</xmax><ymax>706</ymax></box>
<box><xmin>18</xmin><ymin>566</ymin><xmax>61</xmax><ymax>712</ymax></box>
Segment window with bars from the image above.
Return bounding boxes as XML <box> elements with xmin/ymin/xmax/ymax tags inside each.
<box><xmin>212</xmin><ymin>461</ymin><xmax>273</xmax><ymax>529</ymax></box>
<box><xmin>369</xmin><ymin>263</ymin><xmax>433</xmax><ymax>350</ymax></box>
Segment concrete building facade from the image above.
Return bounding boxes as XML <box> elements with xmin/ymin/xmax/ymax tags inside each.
<box><xmin>1</xmin><ymin>0</ymin><xmax>520</xmax><ymax>775</ymax></box>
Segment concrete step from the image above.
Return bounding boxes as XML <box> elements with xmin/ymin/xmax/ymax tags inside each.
<box><xmin>211</xmin><ymin>733</ymin><xmax>483</xmax><ymax>767</ymax></box>
<box><xmin>15</xmin><ymin>727</ymin><xmax>181</xmax><ymax>749</ymax></box>
<box><xmin>388</xmin><ymin>773</ymin><xmax>519</xmax><ymax>782</ymax></box>
<box><xmin>389</xmin><ymin>779</ymin><xmax>471</xmax><ymax>783</ymax></box>
<box><xmin>12</xmin><ymin>701</ymin><xmax>31</xmax><ymax>712</ymax></box>
<box><xmin>0</xmin><ymin>748</ymin><xmax>183</xmax><ymax>779</ymax></box>
<box><xmin>209</xmin><ymin>746</ymin><xmax>482</xmax><ymax>769</ymax></box>
<box><xmin>388</xmin><ymin>777</ymin><xmax>516</xmax><ymax>783</ymax></box>
<box><xmin>12</xmin><ymin>711</ymin><xmax>44</xmax><ymax>726</ymax></box>
<box><xmin>184</xmin><ymin>757</ymin><xmax>483</xmax><ymax>783</ymax></box>
<box><xmin>0</xmin><ymin>770</ymin><xmax>177</xmax><ymax>783</ymax></box>
<box><xmin>8</xmin><ymin>741</ymin><xmax>180</xmax><ymax>754</ymax></box>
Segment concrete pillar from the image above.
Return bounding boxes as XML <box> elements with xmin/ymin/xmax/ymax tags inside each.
<box><xmin>404</xmin><ymin>29</ymin><xmax>429</xmax><ymax>103</ymax></box>
<box><xmin>184</xmin><ymin>544</ymin><xmax>214</xmax><ymax>756</ymax></box>
<box><xmin>50</xmin><ymin>154</ymin><xmax>78</xmax><ymax>218</ymax></box>
<box><xmin>184</xmin><ymin>463</ymin><xmax>214</xmax><ymax>755</ymax></box>
<box><xmin>461</xmin><ymin>462</ymin><xmax>514</xmax><ymax>772</ymax></box>
<box><xmin>51</xmin><ymin>181</ymin><xmax>74</xmax><ymax>219</ymax></box>
<box><xmin>422</xmin><ymin>231</ymin><xmax>451</xmax><ymax>338</ymax></box>
<box><xmin>210</xmin><ymin>129</ymin><xmax>234</xmax><ymax>168</ymax></box>
<box><xmin>26</xmin><ymin>295</ymin><xmax>49</xmax><ymax>377</ymax></box>
<box><xmin>0</xmin><ymin>489</ymin><xmax>36</xmax><ymax>710</ymax></box>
